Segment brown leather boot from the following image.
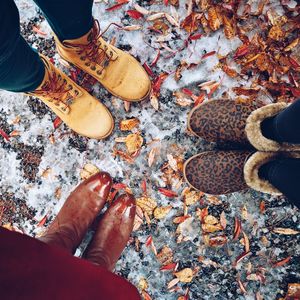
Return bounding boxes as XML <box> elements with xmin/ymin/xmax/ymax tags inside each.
<box><xmin>188</xmin><ymin>99</ymin><xmax>300</xmax><ymax>151</ymax></box>
<box><xmin>83</xmin><ymin>194</ymin><xmax>136</xmax><ymax>271</ymax></box>
<box><xmin>55</xmin><ymin>20</ymin><xmax>151</xmax><ymax>102</ymax></box>
<box><xmin>184</xmin><ymin>150</ymin><xmax>300</xmax><ymax>195</ymax></box>
<box><xmin>27</xmin><ymin>55</ymin><xmax>114</xmax><ymax>139</ymax></box>
<box><xmin>39</xmin><ymin>172</ymin><xmax>112</xmax><ymax>254</ymax></box>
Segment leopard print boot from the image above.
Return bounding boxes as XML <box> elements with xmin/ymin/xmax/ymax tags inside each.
<box><xmin>188</xmin><ymin>99</ymin><xmax>300</xmax><ymax>151</ymax></box>
<box><xmin>184</xmin><ymin>150</ymin><xmax>300</xmax><ymax>195</ymax></box>
<box><xmin>183</xmin><ymin>150</ymin><xmax>252</xmax><ymax>194</ymax></box>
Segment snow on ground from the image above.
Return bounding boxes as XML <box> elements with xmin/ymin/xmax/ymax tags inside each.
<box><xmin>0</xmin><ymin>1</ymin><xmax>299</xmax><ymax>299</ymax></box>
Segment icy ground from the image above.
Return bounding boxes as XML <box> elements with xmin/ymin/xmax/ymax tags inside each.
<box><xmin>0</xmin><ymin>0</ymin><xmax>299</xmax><ymax>299</ymax></box>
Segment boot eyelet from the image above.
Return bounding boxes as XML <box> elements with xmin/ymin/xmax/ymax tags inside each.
<box><xmin>85</xmin><ymin>62</ymin><xmax>91</xmax><ymax>67</ymax></box>
<box><xmin>97</xmin><ymin>70</ymin><xmax>102</xmax><ymax>75</ymax></box>
<box><xmin>90</xmin><ymin>66</ymin><xmax>96</xmax><ymax>71</ymax></box>
<box><xmin>74</xmin><ymin>90</ymin><xmax>79</xmax><ymax>95</ymax></box>
<box><xmin>63</xmin><ymin>79</ymin><xmax>67</xmax><ymax>83</ymax></box>
<box><xmin>68</xmin><ymin>84</ymin><xmax>73</xmax><ymax>89</ymax></box>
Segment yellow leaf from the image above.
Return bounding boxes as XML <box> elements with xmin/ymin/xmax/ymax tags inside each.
<box><xmin>154</xmin><ymin>206</ymin><xmax>172</xmax><ymax>219</ymax></box>
<box><xmin>80</xmin><ymin>163</ymin><xmax>100</xmax><ymax>180</ymax></box>
<box><xmin>174</xmin><ymin>268</ymin><xmax>194</xmax><ymax>283</ymax></box>
<box><xmin>125</xmin><ymin>133</ymin><xmax>143</xmax><ymax>154</ymax></box>
<box><xmin>273</xmin><ymin>228</ymin><xmax>300</xmax><ymax>235</ymax></box>
<box><xmin>138</xmin><ymin>277</ymin><xmax>148</xmax><ymax>290</ymax></box>
<box><xmin>202</xmin><ymin>223</ymin><xmax>223</xmax><ymax>233</ymax></box>
<box><xmin>204</xmin><ymin>215</ymin><xmax>219</xmax><ymax>225</ymax></box>
<box><xmin>136</xmin><ymin>197</ymin><xmax>157</xmax><ymax>216</ymax></box>
<box><xmin>184</xmin><ymin>190</ymin><xmax>202</xmax><ymax>206</ymax></box>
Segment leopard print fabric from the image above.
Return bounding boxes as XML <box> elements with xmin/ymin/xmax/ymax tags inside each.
<box><xmin>189</xmin><ymin>100</ymin><xmax>259</xmax><ymax>145</ymax></box>
<box><xmin>184</xmin><ymin>150</ymin><xmax>252</xmax><ymax>194</ymax></box>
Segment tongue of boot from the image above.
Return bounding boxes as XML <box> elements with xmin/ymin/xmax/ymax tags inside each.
<box><xmin>63</xmin><ymin>27</ymin><xmax>95</xmax><ymax>46</ymax></box>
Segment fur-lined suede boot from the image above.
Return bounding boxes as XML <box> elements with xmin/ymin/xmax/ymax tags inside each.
<box><xmin>188</xmin><ymin>99</ymin><xmax>300</xmax><ymax>151</ymax></box>
<box><xmin>55</xmin><ymin>20</ymin><xmax>151</xmax><ymax>102</ymax></box>
<box><xmin>184</xmin><ymin>150</ymin><xmax>300</xmax><ymax>195</ymax></box>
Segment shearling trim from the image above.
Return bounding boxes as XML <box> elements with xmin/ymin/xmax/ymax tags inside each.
<box><xmin>244</xmin><ymin>151</ymin><xmax>300</xmax><ymax>195</ymax></box>
<box><xmin>244</xmin><ymin>152</ymin><xmax>281</xmax><ymax>195</ymax></box>
<box><xmin>245</xmin><ymin>103</ymin><xmax>300</xmax><ymax>151</ymax></box>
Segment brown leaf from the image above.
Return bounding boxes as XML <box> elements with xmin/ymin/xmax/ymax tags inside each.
<box><xmin>157</xmin><ymin>245</ymin><xmax>173</xmax><ymax>266</ymax></box>
<box><xmin>125</xmin><ymin>133</ymin><xmax>143</xmax><ymax>154</ymax></box>
<box><xmin>223</xmin><ymin>15</ymin><xmax>236</xmax><ymax>39</ymax></box>
<box><xmin>133</xmin><ymin>206</ymin><xmax>144</xmax><ymax>231</ymax></box>
<box><xmin>268</xmin><ymin>25</ymin><xmax>284</xmax><ymax>41</ymax></box>
<box><xmin>287</xmin><ymin>283</ymin><xmax>300</xmax><ymax>298</ymax></box>
<box><xmin>120</xmin><ymin>118</ymin><xmax>140</xmax><ymax>131</ymax></box>
<box><xmin>181</xmin><ymin>12</ymin><xmax>201</xmax><ymax>33</ymax></box>
<box><xmin>207</xmin><ymin>7</ymin><xmax>222</xmax><ymax>31</ymax></box>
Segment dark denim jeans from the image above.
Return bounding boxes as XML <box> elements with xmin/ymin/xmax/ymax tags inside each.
<box><xmin>0</xmin><ymin>0</ymin><xmax>93</xmax><ymax>92</ymax></box>
<box><xmin>260</xmin><ymin>99</ymin><xmax>300</xmax><ymax>208</ymax></box>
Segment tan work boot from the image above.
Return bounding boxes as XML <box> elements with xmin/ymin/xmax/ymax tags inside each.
<box><xmin>39</xmin><ymin>172</ymin><xmax>112</xmax><ymax>254</ymax></box>
<box><xmin>27</xmin><ymin>55</ymin><xmax>114</xmax><ymax>139</ymax></box>
<box><xmin>55</xmin><ymin>20</ymin><xmax>151</xmax><ymax>102</ymax></box>
<box><xmin>84</xmin><ymin>194</ymin><xmax>136</xmax><ymax>271</ymax></box>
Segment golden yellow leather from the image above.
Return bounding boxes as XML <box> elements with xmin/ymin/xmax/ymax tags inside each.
<box><xmin>55</xmin><ymin>21</ymin><xmax>151</xmax><ymax>102</ymax></box>
<box><xmin>27</xmin><ymin>56</ymin><xmax>114</xmax><ymax>139</ymax></box>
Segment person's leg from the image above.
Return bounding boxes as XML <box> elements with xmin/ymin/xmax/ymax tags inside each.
<box><xmin>0</xmin><ymin>0</ymin><xmax>45</xmax><ymax>92</ymax></box>
<box><xmin>0</xmin><ymin>227</ymin><xmax>141</xmax><ymax>300</ymax></box>
<box><xmin>33</xmin><ymin>0</ymin><xmax>151</xmax><ymax>103</ymax></box>
<box><xmin>259</xmin><ymin>158</ymin><xmax>300</xmax><ymax>208</ymax></box>
<box><xmin>261</xmin><ymin>99</ymin><xmax>300</xmax><ymax>143</ymax></box>
<box><xmin>33</xmin><ymin>0</ymin><xmax>94</xmax><ymax>41</ymax></box>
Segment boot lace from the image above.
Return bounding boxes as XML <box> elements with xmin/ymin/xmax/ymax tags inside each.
<box><xmin>31</xmin><ymin>69</ymin><xmax>79</xmax><ymax>113</ymax></box>
<box><xmin>64</xmin><ymin>20</ymin><xmax>117</xmax><ymax>76</ymax></box>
